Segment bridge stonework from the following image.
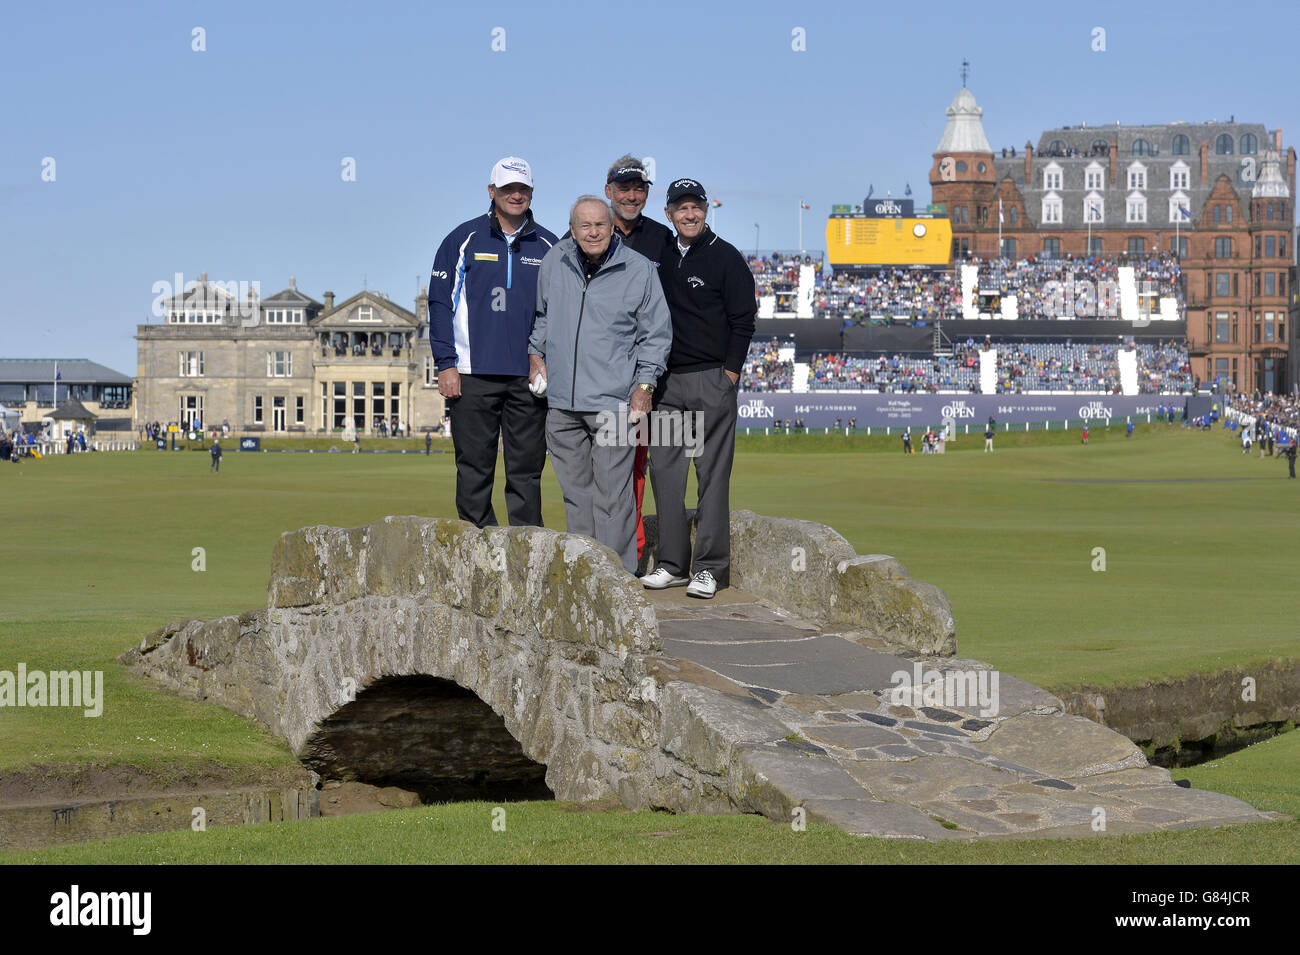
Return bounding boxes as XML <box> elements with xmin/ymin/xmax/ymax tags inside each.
<box><xmin>122</xmin><ymin>511</ymin><xmax>1277</xmax><ymax>839</ymax></box>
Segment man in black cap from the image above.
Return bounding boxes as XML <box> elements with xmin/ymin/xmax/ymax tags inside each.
<box><xmin>602</xmin><ymin>155</ymin><xmax>673</xmax><ymax>568</ymax></box>
<box><xmin>642</xmin><ymin>178</ymin><xmax>755</xmax><ymax>599</ymax></box>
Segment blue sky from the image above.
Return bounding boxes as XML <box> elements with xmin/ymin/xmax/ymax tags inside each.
<box><xmin>1</xmin><ymin>0</ymin><xmax>1295</xmax><ymax>374</ymax></box>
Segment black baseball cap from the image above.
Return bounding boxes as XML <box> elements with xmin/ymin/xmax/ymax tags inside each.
<box><xmin>608</xmin><ymin>161</ymin><xmax>652</xmax><ymax>185</ymax></box>
<box><xmin>666</xmin><ymin>178</ymin><xmax>707</xmax><ymax>203</ymax></box>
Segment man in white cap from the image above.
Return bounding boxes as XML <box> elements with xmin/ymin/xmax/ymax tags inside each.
<box><xmin>429</xmin><ymin>157</ymin><xmax>559</xmax><ymax>527</ymax></box>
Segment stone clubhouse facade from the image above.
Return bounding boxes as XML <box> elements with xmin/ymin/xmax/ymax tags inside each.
<box><xmin>134</xmin><ymin>273</ymin><xmax>445</xmax><ymax>435</ymax></box>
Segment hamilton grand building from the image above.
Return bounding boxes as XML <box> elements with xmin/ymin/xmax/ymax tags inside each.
<box><xmin>930</xmin><ymin>87</ymin><xmax>1297</xmax><ymax>394</ymax></box>
<box><xmin>135</xmin><ymin>274</ymin><xmax>444</xmax><ymax>434</ymax></box>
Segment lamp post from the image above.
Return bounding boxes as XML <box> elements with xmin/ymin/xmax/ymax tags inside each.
<box><xmin>754</xmin><ymin>223</ymin><xmax>760</xmax><ymax>259</ymax></box>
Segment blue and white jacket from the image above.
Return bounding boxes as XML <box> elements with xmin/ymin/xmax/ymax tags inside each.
<box><xmin>429</xmin><ymin>207</ymin><xmax>558</xmax><ymax>376</ymax></box>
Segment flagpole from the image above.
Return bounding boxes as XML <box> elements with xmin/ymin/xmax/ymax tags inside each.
<box><xmin>52</xmin><ymin>361</ymin><xmax>57</xmax><ymax>408</ymax></box>
<box><xmin>798</xmin><ymin>200</ymin><xmax>803</xmax><ymax>253</ymax></box>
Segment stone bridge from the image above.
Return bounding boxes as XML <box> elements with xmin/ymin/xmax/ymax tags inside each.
<box><xmin>122</xmin><ymin>511</ymin><xmax>1277</xmax><ymax>839</ymax></box>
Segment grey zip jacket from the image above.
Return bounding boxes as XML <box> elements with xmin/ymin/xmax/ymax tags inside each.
<box><xmin>530</xmin><ymin>236</ymin><xmax>672</xmax><ymax>413</ymax></box>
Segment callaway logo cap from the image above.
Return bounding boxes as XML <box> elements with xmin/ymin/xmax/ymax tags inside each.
<box><xmin>666</xmin><ymin>178</ymin><xmax>706</xmax><ymax>203</ymax></box>
<box><xmin>490</xmin><ymin>157</ymin><xmax>534</xmax><ymax>188</ymax></box>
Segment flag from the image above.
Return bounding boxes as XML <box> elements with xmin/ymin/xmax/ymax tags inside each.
<box><xmin>800</xmin><ymin>200</ymin><xmax>811</xmax><ymax>210</ymax></box>
<box><xmin>998</xmin><ymin>199</ymin><xmax>1004</xmax><ymax>225</ymax></box>
<box><xmin>905</xmin><ymin>183</ymin><xmax>912</xmax><ymax>197</ymax></box>
<box><xmin>1178</xmin><ymin>204</ymin><xmax>1192</xmax><ymax>220</ymax></box>
<box><xmin>711</xmin><ymin>199</ymin><xmax>722</xmax><ymax>208</ymax></box>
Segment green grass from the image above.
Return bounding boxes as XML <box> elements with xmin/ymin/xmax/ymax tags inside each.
<box><xmin>0</xmin><ymin>420</ymin><xmax>1295</xmax><ymax>862</ymax></box>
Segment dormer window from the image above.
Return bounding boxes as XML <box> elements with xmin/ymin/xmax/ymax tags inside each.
<box><xmin>1170</xmin><ymin>161</ymin><xmax>1190</xmax><ymax>190</ymax></box>
<box><xmin>1085</xmin><ymin>163</ymin><xmax>1104</xmax><ymax>190</ymax></box>
<box><xmin>1127</xmin><ymin>162</ymin><xmax>1147</xmax><ymax>190</ymax></box>
<box><xmin>1043</xmin><ymin>163</ymin><xmax>1062</xmax><ymax>191</ymax></box>
<box><xmin>353</xmin><ymin>305</ymin><xmax>378</xmax><ymax>323</ymax></box>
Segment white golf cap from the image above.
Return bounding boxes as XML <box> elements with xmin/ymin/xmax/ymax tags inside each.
<box><xmin>490</xmin><ymin>156</ymin><xmax>533</xmax><ymax>188</ymax></box>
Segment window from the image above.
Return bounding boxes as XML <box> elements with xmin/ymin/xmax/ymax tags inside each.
<box><xmin>1169</xmin><ymin>193</ymin><xmax>1191</xmax><ymax>223</ymax></box>
<box><xmin>1266</xmin><ymin>202</ymin><xmax>1275</xmax><ymax>222</ymax></box>
<box><xmin>1170</xmin><ymin>163</ymin><xmax>1189</xmax><ymax>190</ymax></box>
<box><xmin>354</xmin><ymin>306</ymin><xmax>377</xmax><ymax>322</ymax></box>
<box><xmin>296</xmin><ymin>396</ymin><xmax>304</xmax><ymax>425</ymax></box>
<box><xmin>1216</xmin><ymin>134</ymin><xmax>1234</xmax><ymax>155</ymax></box>
<box><xmin>1128</xmin><ymin>237</ymin><xmax>1145</xmax><ymax>254</ymax></box>
<box><xmin>424</xmin><ymin>356</ymin><xmax>436</xmax><ymax>386</ymax></box>
<box><xmin>179</xmin><ymin>395</ymin><xmax>203</xmax><ymax>429</ymax></box>
<box><xmin>267</xmin><ymin>351</ymin><xmax>292</xmax><ymax>377</ymax></box>
<box><xmin>179</xmin><ymin>351</ymin><xmax>204</xmax><ymax>377</ymax></box>
<box><xmin>1266</xmin><ymin>236</ymin><xmax>1277</xmax><ymax>257</ymax></box>
<box><xmin>1087</xmin><ymin>236</ymin><xmax>1103</xmax><ymax>255</ymax></box>
<box><xmin>1171</xmin><ymin>236</ymin><xmax>1188</xmax><ymax>258</ymax></box>
<box><xmin>1240</xmin><ymin>133</ymin><xmax>1257</xmax><ymax>155</ymax></box>
<box><xmin>1216</xmin><ymin>273</ymin><xmax>1231</xmax><ymax>296</ymax></box>
<box><xmin>1043</xmin><ymin>164</ymin><xmax>1062</xmax><ymax>190</ymax></box>
<box><xmin>1282</xmin><ymin>235</ymin><xmax>1288</xmax><ymax>258</ymax></box>
<box><xmin>1041</xmin><ymin>194</ymin><xmax>1062</xmax><ymax>224</ymax></box>
<box><xmin>1226</xmin><ymin>204</ymin><xmax>1233</xmax><ymax>224</ymax></box>
<box><xmin>1085</xmin><ymin>164</ymin><xmax>1104</xmax><ymax>190</ymax></box>
<box><xmin>1048</xmin><ymin>140</ymin><xmax>1066</xmax><ymax>155</ymax></box>
<box><xmin>1215</xmin><ymin>313</ymin><xmax>1230</xmax><ymax>342</ymax></box>
<box><xmin>960</xmin><ymin>206</ymin><xmax>968</xmax><ymax>224</ymax></box>
<box><xmin>1213</xmin><ymin>205</ymin><xmax>1222</xmax><ymax>225</ymax></box>
<box><xmin>1085</xmin><ymin>193</ymin><xmax>1104</xmax><ymax>223</ymax></box>
<box><xmin>1172</xmin><ymin>134</ymin><xmax>1190</xmax><ymax>155</ymax></box>
<box><xmin>265</xmin><ymin>308</ymin><xmax>304</xmax><ymax>324</ymax></box>
<box><xmin>1215</xmin><ymin>237</ymin><xmax>1232</xmax><ymax>258</ymax></box>
<box><xmin>1132</xmin><ymin>138</ymin><xmax>1151</xmax><ymax>156</ymax></box>
<box><xmin>1265</xmin><ymin>273</ymin><xmax>1277</xmax><ymax>295</ymax></box>
<box><xmin>253</xmin><ymin>395</ymin><xmax>263</xmax><ymax>425</ymax></box>
<box><xmin>955</xmin><ymin>160</ymin><xmax>967</xmax><ymax>173</ymax></box>
<box><xmin>1127</xmin><ymin>164</ymin><xmax>1147</xmax><ymax>190</ymax></box>
<box><xmin>1009</xmin><ymin>206</ymin><xmax>1018</xmax><ymax>225</ymax></box>
<box><xmin>1092</xmin><ymin>138</ymin><xmax>1109</xmax><ymax>155</ymax></box>
<box><xmin>1126</xmin><ymin>193</ymin><xmax>1147</xmax><ymax>223</ymax></box>
<box><xmin>1042</xmin><ymin>237</ymin><xmax>1061</xmax><ymax>257</ymax></box>
<box><xmin>1000</xmin><ymin>238</ymin><xmax>1017</xmax><ymax>259</ymax></box>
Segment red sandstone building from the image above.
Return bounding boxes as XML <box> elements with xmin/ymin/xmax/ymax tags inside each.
<box><xmin>930</xmin><ymin>87</ymin><xmax>1296</xmax><ymax>394</ymax></box>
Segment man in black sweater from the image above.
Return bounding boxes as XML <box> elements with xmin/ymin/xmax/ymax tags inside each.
<box><xmin>642</xmin><ymin>178</ymin><xmax>756</xmax><ymax>598</ymax></box>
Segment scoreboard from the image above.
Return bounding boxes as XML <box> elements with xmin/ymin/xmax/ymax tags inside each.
<box><xmin>825</xmin><ymin>213</ymin><xmax>951</xmax><ymax>269</ymax></box>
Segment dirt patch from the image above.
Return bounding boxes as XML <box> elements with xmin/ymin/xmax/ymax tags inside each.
<box><xmin>318</xmin><ymin>780</ymin><xmax>421</xmax><ymax>816</ymax></box>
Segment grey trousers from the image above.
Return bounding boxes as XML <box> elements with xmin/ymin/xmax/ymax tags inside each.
<box><xmin>546</xmin><ymin>408</ymin><xmax>637</xmax><ymax>573</ymax></box>
<box><xmin>648</xmin><ymin>367</ymin><xmax>738</xmax><ymax>581</ymax></box>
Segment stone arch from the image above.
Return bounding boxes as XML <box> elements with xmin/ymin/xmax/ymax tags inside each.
<box><xmin>300</xmin><ymin>674</ymin><xmax>552</xmax><ymax>802</ymax></box>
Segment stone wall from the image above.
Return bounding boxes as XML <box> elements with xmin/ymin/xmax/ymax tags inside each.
<box><xmin>727</xmin><ymin>510</ymin><xmax>956</xmax><ymax>656</ymax></box>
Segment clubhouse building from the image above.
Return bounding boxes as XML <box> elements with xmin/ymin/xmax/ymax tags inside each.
<box><xmin>134</xmin><ymin>275</ymin><xmax>444</xmax><ymax>435</ymax></box>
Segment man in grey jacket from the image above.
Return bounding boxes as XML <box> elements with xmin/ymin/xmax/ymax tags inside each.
<box><xmin>529</xmin><ymin>196</ymin><xmax>672</xmax><ymax>573</ymax></box>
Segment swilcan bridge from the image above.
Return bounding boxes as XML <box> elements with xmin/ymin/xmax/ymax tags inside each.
<box><xmin>122</xmin><ymin>511</ymin><xmax>1277</xmax><ymax>840</ymax></box>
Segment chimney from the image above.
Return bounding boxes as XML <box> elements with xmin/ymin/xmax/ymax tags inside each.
<box><xmin>324</xmin><ymin>291</ymin><xmax>335</xmax><ymax>310</ymax></box>
<box><xmin>1200</xmin><ymin>140</ymin><xmax>1209</xmax><ymax>186</ymax></box>
<box><xmin>416</xmin><ymin>287</ymin><xmax>429</xmax><ymax>324</ymax></box>
<box><xmin>1109</xmin><ymin>138</ymin><xmax>1118</xmax><ymax>185</ymax></box>
<box><xmin>1024</xmin><ymin>141</ymin><xmax>1032</xmax><ymax>182</ymax></box>
<box><xmin>1275</xmin><ymin>127</ymin><xmax>1283</xmax><ymax>152</ymax></box>
<box><xmin>289</xmin><ymin>275</ymin><xmax>296</xmax><ymax>290</ymax></box>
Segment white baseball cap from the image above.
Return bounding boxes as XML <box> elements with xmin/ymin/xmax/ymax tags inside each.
<box><xmin>490</xmin><ymin>156</ymin><xmax>533</xmax><ymax>188</ymax></box>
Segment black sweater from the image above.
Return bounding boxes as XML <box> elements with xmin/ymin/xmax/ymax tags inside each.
<box><xmin>659</xmin><ymin>226</ymin><xmax>756</xmax><ymax>374</ymax></box>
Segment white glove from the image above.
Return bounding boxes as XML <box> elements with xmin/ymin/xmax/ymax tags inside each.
<box><xmin>528</xmin><ymin>375</ymin><xmax>547</xmax><ymax>396</ymax></box>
